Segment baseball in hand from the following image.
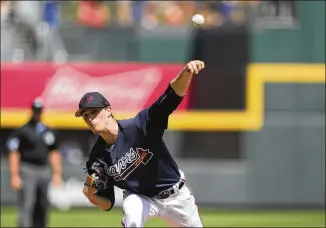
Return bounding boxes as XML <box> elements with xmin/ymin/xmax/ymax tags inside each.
<box><xmin>192</xmin><ymin>14</ymin><xmax>205</xmax><ymax>27</ymax></box>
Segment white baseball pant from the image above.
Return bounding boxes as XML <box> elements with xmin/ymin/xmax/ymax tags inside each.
<box><xmin>121</xmin><ymin>172</ymin><xmax>203</xmax><ymax>227</ymax></box>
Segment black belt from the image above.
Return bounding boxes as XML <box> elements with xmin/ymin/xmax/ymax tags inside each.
<box><xmin>155</xmin><ymin>180</ymin><xmax>185</xmax><ymax>200</ymax></box>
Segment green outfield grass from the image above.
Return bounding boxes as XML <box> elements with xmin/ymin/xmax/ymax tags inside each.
<box><xmin>1</xmin><ymin>207</ymin><xmax>325</xmax><ymax>227</ymax></box>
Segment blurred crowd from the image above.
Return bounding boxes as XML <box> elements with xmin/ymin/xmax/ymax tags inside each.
<box><xmin>1</xmin><ymin>1</ymin><xmax>264</xmax><ymax>29</ymax></box>
<box><xmin>1</xmin><ymin>1</ymin><xmax>68</xmax><ymax>62</ymax></box>
<box><xmin>61</xmin><ymin>0</ymin><xmax>262</xmax><ymax>28</ymax></box>
<box><xmin>1</xmin><ymin>0</ymin><xmax>290</xmax><ymax>62</ymax></box>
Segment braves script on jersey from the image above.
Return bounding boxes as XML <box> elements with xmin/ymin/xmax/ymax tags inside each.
<box><xmin>108</xmin><ymin>148</ymin><xmax>153</xmax><ymax>181</ymax></box>
<box><xmin>88</xmin><ymin>85</ymin><xmax>183</xmax><ymax>200</ymax></box>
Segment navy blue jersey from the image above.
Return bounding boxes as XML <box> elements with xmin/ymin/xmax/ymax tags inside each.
<box><xmin>88</xmin><ymin>84</ymin><xmax>183</xmax><ymax>200</ymax></box>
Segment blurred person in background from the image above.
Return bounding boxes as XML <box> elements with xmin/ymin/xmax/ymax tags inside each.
<box><xmin>194</xmin><ymin>0</ymin><xmax>249</xmax><ymax>27</ymax></box>
<box><xmin>77</xmin><ymin>0</ymin><xmax>110</xmax><ymax>28</ymax></box>
<box><xmin>195</xmin><ymin>1</ymin><xmax>224</xmax><ymax>27</ymax></box>
<box><xmin>140</xmin><ymin>1</ymin><xmax>160</xmax><ymax>29</ymax></box>
<box><xmin>178</xmin><ymin>1</ymin><xmax>197</xmax><ymax>25</ymax></box>
<box><xmin>1</xmin><ymin>1</ymin><xmax>40</xmax><ymax>61</ymax></box>
<box><xmin>116</xmin><ymin>1</ymin><xmax>134</xmax><ymax>26</ymax></box>
<box><xmin>6</xmin><ymin>98</ymin><xmax>62</xmax><ymax>228</ymax></box>
<box><xmin>139</xmin><ymin>1</ymin><xmax>195</xmax><ymax>28</ymax></box>
<box><xmin>132</xmin><ymin>0</ymin><xmax>145</xmax><ymax>25</ymax></box>
<box><xmin>1</xmin><ymin>0</ymin><xmax>12</xmax><ymax>60</ymax></box>
<box><xmin>219</xmin><ymin>1</ymin><xmax>247</xmax><ymax>25</ymax></box>
<box><xmin>1</xmin><ymin>1</ymin><xmax>67</xmax><ymax>62</ymax></box>
<box><xmin>1</xmin><ymin>1</ymin><xmax>11</xmax><ymax>24</ymax></box>
<box><xmin>36</xmin><ymin>1</ymin><xmax>68</xmax><ymax>62</ymax></box>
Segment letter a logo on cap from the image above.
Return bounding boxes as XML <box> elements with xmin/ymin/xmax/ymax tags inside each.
<box><xmin>84</xmin><ymin>95</ymin><xmax>94</xmax><ymax>104</ymax></box>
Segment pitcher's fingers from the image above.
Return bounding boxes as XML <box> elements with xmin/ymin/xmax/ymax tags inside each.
<box><xmin>186</xmin><ymin>63</ymin><xmax>194</xmax><ymax>73</ymax></box>
<box><xmin>190</xmin><ymin>61</ymin><xmax>199</xmax><ymax>74</ymax></box>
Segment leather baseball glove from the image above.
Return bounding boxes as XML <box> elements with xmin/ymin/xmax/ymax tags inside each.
<box><xmin>84</xmin><ymin>157</ymin><xmax>109</xmax><ymax>192</ymax></box>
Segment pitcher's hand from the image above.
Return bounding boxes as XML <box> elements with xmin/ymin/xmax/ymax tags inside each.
<box><xmin>184</xmin><ymin>60</ymin><xmax>205</xmax><ymax>75</ymax></box>
<box><xmin>83</xmin><ymin>173</ymin><xmax>98</xmax><ymax>199</ymax></box>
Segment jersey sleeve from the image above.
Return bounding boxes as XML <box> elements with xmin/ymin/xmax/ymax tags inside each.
<box><xmin>136</xmin><ymin>84</ymin><xmax>184</xmax><ymax>138</ymax></box>
<box><xmin>46</xmin><ymin>129</ymin><xmax>59</xmax><ymax>152</ymax></box>
<box><xmin>6</xmin><ymin>129</ymin><xmax>22</xmax><ymax>153</ymax></box>
<box><xmin>87</xmin><ymin>137</ymin><xmax>115</xmax><ymax>211</ymax></box>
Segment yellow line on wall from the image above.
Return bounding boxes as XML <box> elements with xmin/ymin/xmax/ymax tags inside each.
<box><xmin>0</xmin><ymin>109</ymin><xmax>253</xmax><ymax>131</ymax></box>
<box><xmin>246</xmin><ymin>63</ymin><xmax>325</xmax><ymax>132</ymax></box>
<box><xmin>1</xmin><ymin>64</ymin><xmax>325</xmax><ymax>131</ymax></box>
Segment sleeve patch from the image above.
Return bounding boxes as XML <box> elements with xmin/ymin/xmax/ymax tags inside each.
<box><xmin>7</xmin><ymin>137</ymin><xmax>20</xmax><ymax>151</ymax></box>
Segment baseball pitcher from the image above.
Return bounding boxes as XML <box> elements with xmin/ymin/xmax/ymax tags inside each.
<box><xmin>77</xmin><ymin>60</ymin><xmax>205</xmax><ymax>227</ymax></box>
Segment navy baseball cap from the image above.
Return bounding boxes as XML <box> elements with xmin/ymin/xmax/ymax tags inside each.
<box><xmin>75</xmin><ymin>92</ymin><xmax>110</xmax><ymax>117</ymax></box>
